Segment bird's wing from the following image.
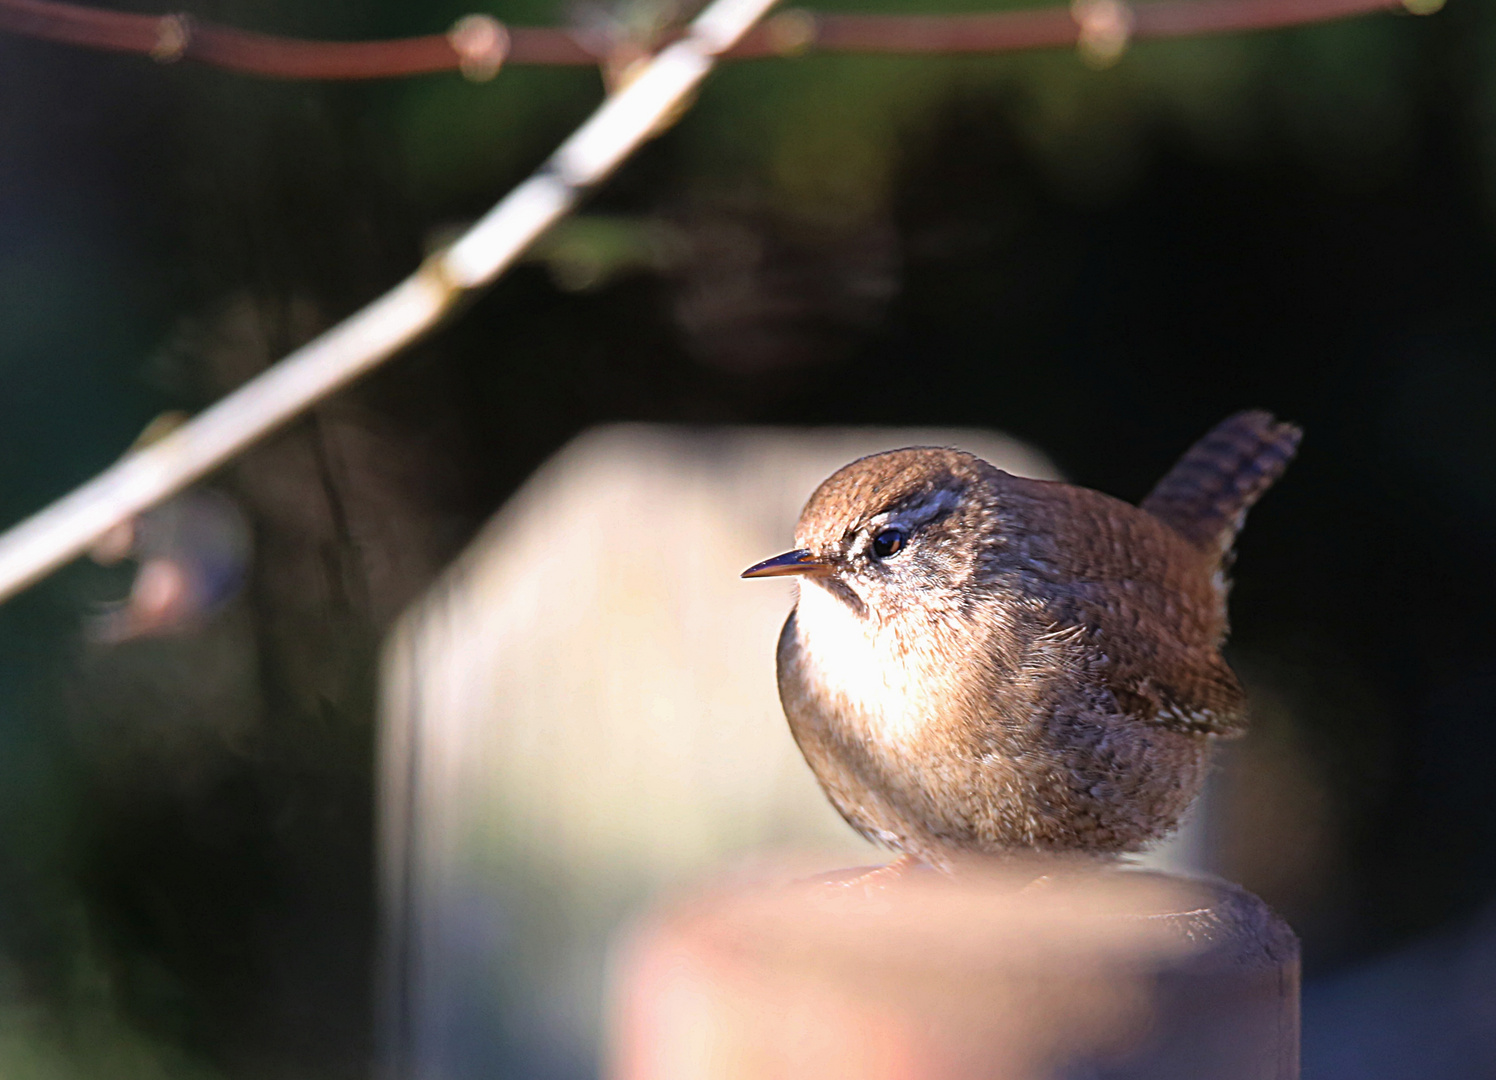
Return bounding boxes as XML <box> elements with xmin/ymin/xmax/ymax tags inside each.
<box><xmin>1103</xmin><ymin>645</ymin><xmax>1247</xmax><ymax>738</ymax></box>
<box><xmin>1015</xmin><ymin>585</ymin><xmax>1248</xmax><ymax>739</ymax></box>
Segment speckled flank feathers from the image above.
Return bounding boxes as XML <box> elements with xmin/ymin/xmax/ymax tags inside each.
<box><xmin>758</xmin><ymin>413</ymin><xmax>1300</xmax><ymax>867</ymax></box>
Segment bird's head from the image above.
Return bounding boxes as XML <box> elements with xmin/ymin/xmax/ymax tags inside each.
<box><xmin>742</xmin><ymin>448</ymin><xmax>1003</xmax><ymax>624</ymax></box>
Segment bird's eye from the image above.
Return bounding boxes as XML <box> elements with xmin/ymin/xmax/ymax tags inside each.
<box><xmin>870</xmin><ymin>527</ymin><xmax>907</xmax><ymax>559</ymax></box>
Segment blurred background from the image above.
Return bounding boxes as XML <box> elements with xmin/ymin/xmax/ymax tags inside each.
<box><xmin>0</xmin><ymin>0</ymin><xmax>1494</xmax><ymax>1076</ymax></box>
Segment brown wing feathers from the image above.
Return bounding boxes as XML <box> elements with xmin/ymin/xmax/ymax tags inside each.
<box><xmin>1140</xmin><ymin>410</ymin><xmax>1302</xmax><ymax>559</ymax></box>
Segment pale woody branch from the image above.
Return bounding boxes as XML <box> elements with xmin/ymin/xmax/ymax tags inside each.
<box><xmin>0</xmin><ymin>0</ymin><xmax>781</xmax><ymax>605</ymax></box>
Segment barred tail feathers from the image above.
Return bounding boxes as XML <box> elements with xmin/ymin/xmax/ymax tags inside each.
<box><xmin>1141</xmin><ymin>410</ymin><xmax>1301</xmax><ymax>558</ymax></box>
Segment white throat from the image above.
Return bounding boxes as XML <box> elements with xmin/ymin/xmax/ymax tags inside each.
<box><xmin>793</xmin><ymin>579</ymin><xmax>946</xmax><ymax>749</ymax></box>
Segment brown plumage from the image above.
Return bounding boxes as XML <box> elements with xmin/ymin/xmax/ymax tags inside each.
<box><xmin>743</xmin><ymin>411</ymin><xmax>1301</xmax><ymax>866</ymax></box>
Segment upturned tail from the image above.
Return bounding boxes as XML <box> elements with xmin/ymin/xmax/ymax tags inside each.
<box><xmin>1141</xmin><ymin>410</ymin><xmax>1302</xmax><ymax>559</ymax></box>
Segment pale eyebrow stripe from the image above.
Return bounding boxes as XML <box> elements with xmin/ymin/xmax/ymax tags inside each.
<box><xmin>884</xmin><ymin>488</ymin><xmax>961</xmax><ymax>529</ymax></box>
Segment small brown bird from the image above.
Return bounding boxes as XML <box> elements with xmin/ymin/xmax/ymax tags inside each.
<box><xmin>743</xmin><ymin>411</ymin><xmax>1300</xmax><ymax>867</ymax></box>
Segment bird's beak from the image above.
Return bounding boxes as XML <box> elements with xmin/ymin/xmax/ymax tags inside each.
<box><xmin>741</xmin><ymin>549</ymin><xmax>833</xmax><ymax>579</ymax></box>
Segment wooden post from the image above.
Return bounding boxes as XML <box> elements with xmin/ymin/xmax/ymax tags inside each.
<box><xmin>606</xmin><ymin>864</ymin><xmax>1299</xmax><ymax>1080</ymax></box>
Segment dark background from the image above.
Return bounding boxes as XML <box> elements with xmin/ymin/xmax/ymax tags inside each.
<box><xmin>0</xmin><ymin>1</ymin><xmax>1493</xmax><ymax>1076</ymax></box>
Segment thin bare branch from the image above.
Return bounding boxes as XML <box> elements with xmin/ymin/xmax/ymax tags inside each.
<box><xmin>0</xmin><ymin>0</ymin><xmax>1416</xmax><ymax>79</ymax></box>
<box><xmin>0</xmin><ymin>0</ymin><xmax>781</xmax><ymax>604</ymax></box>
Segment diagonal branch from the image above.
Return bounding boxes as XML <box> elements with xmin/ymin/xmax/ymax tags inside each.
<box><xmin>0</xmin><ymin>0</ymin><xmax>782</xmax><ymax>605</ymax></box>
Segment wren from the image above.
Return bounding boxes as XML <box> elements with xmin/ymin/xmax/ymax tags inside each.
<box><xmin>742</xmin><ymin>411</ymin><xmax>1300</xmax><ymax>867</ymax></box>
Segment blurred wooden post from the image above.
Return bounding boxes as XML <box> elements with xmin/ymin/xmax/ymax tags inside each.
<box><xmin>607</xmin><ymin>866</ymin><xmax>1299</xmax><ymax>1080</ymax></box>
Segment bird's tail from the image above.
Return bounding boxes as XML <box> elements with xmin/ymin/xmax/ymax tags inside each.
<box><xmin>1141</xmin><ymin>410</ymin><xmax>1301</xmax><ymax>559</ymax></box>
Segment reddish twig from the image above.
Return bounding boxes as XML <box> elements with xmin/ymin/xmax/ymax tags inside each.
<box><xmin>735</xmin><ymin>0</ymin><xmax>1404</xmax><ymax>56</ymax></box>
<box><xmin>0</xmin><ymin>0</ymin><xmax>1415</xmax><ymax>80</ymax></box>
